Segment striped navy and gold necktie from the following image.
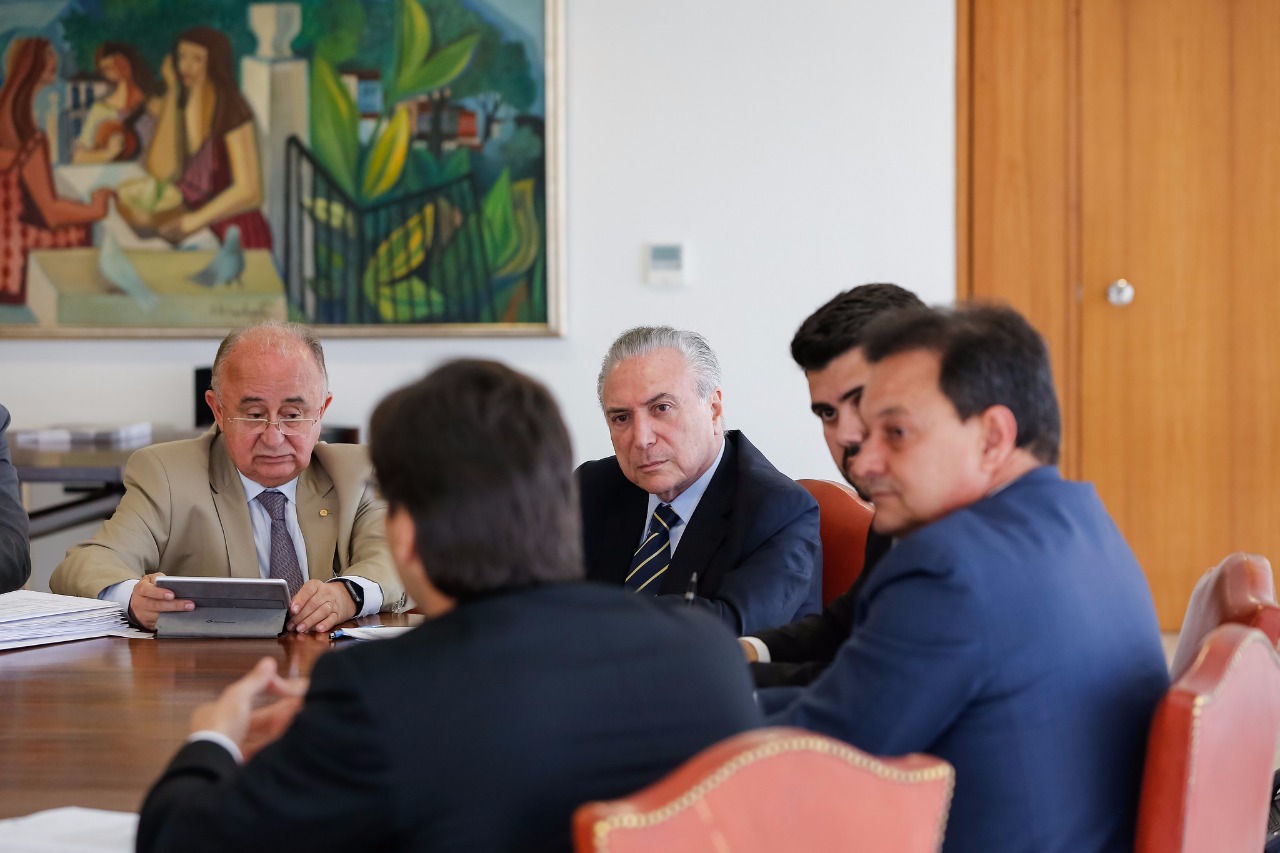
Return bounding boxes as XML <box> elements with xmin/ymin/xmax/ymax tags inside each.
<box><xmin>625</xmin><ymin>503</ymin><xmax>681</xmax><ymax>594</ymax></box>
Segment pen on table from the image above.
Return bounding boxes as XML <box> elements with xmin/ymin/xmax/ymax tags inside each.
<box><xmin>685</xmin><ymin>572</ymin><xmax>698</xmax><ymax>606</ymax></box>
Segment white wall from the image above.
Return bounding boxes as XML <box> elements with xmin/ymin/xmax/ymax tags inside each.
<box><xmin>3</xmin><ymin>1</ymin><xmax>955</xmax><ymax>582</ymax></box>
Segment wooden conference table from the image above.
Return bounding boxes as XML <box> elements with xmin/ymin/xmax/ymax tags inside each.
<box><xmin>0</xmin><ymin>612</ymin><xmax>422</xmax><ymax>819</ymax></box>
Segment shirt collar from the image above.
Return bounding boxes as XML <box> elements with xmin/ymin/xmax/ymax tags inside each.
<box><xmin>645</xmin><ymin>436</ymin><xmax>727</xmax><ymax>525</ymax></box>
<box><xmin>238</xmin><ymin>472</ymin><xmax>300</xmax><ymax>505</ymax></box>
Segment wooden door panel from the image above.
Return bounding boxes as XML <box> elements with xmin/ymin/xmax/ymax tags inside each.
<box><xmin>1230</xmin><ymin>0</ymin><xmax>1280</xmax><ymax>566</ymax></box>
<box><xmin>965</xmin><ymin>0</ymin><xmax>1078</xmax><ymax>474</ymax></box>
<box><xmin>963</xmin><ymin>0</ymin><xmax>1280</xmax><ymax>628</ymax></box>
<box><xmin>1080</xmin><ymin>0</ymin><xmax>1239</xmax><ymax>626</ymax></box>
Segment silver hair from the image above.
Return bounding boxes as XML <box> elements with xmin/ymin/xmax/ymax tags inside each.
<box><xmin>596</xmin><ymin>326</ymin><xmax>722</xmax><ymax>408</ymax></box>
<box><xmin>210</xmin><ymin>320</ymin><xmax>329</xmax><ymax>396</ymax></box>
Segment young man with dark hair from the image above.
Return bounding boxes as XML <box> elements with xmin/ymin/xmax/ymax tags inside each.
<box><xmin>767</xmin><ymin>304</ymin><xmax>1169</xmax><ymax>853</ymax></box>
<box><xmin>742</xmin><ymin>283</ymin><xmax>923</xmax><ymax>686</ymax></box>
<box><xmin>136</xmin><ymin>360</ymin><xmax>762</xmax><ymax>853</ymax></box>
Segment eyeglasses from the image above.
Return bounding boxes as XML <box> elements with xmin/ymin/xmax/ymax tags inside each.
<box><xmin>227</xmin><ymin>416</ymin><xmax>319</xmax><ymax>436</ymax></box>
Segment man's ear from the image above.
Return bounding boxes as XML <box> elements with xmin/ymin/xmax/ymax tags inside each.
<box><xmin>204</xmin><ymin>389</ymin><xmax>223</xmax><ymax>430</ymax></box>
<box><xmin>978</xmin><ymin>405</ymin><xmax>1019</xmax><ymax>469</ymax></box>
<box><xmin>708</xmin><ymin>387</ymin><xmax>724</xmax><ymax>431</ymax></box>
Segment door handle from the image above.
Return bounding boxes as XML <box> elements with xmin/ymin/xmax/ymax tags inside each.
<box><xmin>1106</xmin><ymin>279</ymin><xmax>1135</xmax><ymax>307</ymax></box>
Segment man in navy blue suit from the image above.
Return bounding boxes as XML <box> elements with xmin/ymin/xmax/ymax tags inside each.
<box><xmin>136</xmin><ymin>360</ymin><xmax>762</xmax><ymax>853</ymax></box>
<box><xmin>741</xmin><ymin>283</ymin><xmax>924</xmax><ymax>686</ymax></box>
<box><xmin>767</xmin><ymin>304</ymin><xmax>1169</xmax><ymax>853</ymax></box>
<box><xmin>0</xmin><ymin>403</ymin><xmax>31</xmax><ymax>593</ymax></box>
<box><xmin>578</xmin><ymin>326</ymin><xmax>822</xmax><ymax>635</ymax></box>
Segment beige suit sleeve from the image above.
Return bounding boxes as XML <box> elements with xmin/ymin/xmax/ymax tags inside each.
<box><xmin>340</xmin><ymin>477</ymin><xmax>404</xmax><ymax>612</ymax></box>
<box><xmin>50</xmin><ymin>447</ymin><xmax>172</xmax><ymax>598</ymax></box>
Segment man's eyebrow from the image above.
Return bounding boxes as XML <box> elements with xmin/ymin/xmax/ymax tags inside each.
<box><xmin>866</xmin><ymin>403</ymin><xmax>909</xmax><ymax>421</ymax></box>
<box><xmin>605</xmin><ymin>392</ymin><xmax>676</xmax><ymax>417</ymax></box>
<box><xmin>839</xmin><ymin>384</ymin><xmax>864</xmax><ymax>404</ymax></box>
<box><xmin>236</xmin><ymin>395</ymin><xmax>310</xmax><ymax>407</ymax></box>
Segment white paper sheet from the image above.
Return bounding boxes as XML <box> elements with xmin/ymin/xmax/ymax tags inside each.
<box><xmin>0</xmin><ymin>807</ymin><xmax>136</xmax><ymax>853</ymax></box>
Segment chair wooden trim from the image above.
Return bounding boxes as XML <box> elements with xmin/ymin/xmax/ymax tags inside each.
<box><xmin>1135</xmin><ymin>623</ymin><xmax>1280</xmax><ymax>853</ymax></box>
<box><xmin>574</xmin><ymin>727</ymin><xmax>953</xmax><ymax>853</ymax></box>
<box><xmin>796</xmin><ymin>478</ymin><xmax>875</xmax><ymax>607</ymax></box>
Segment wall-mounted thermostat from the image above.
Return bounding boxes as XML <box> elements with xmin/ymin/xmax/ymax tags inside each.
<box><xmin>645</xmin><ymin>243</ymin><xmax>686</xmax><ymax>288</ymax></box>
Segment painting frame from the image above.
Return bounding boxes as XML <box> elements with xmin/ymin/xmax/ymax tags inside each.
<box><xmin>0</xmin><ymin>0</ymin><xmax>565</xmax><ymax>339</ymax></box>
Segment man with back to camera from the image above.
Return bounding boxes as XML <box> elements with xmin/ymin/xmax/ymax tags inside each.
<box><xmin>577</xmin><ymin>325</ymin><xmax>822</xmax><ymax>635</ymax></box>
<box><xmin>135</xmin><ymin>359</ymin><xmax>764</xmax><ymax>853</ymax></box>
<box><xmin>767</xmin><ymin>304</ymin><xmax>1169</xmax><ymax>852</ymax></box>
<box><xmin>740</xmin><ymin>283</ymin><xmax>925</xmax><ymax>687</ymax></box>
<box><xmin>0</xmin><ymin>403</ymin><xmax>31</xmax><ymax>593</ymax></box>
<box><xmin>50</xmin><ymin>321</ymin><xmax>403</xmax><ymax>632</ymax></box>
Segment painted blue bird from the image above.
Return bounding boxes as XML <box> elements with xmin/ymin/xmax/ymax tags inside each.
<box><xmin>98</xmin><ymin>232</ymin><xmax>159</xmax><ymax>312</ymax></box>
<box><xmin>189</xmin><ymin>225</ymin><xmax>245</xmax><ymax>287</ymax></box>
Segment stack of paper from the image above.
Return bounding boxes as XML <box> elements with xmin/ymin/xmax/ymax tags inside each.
<box><xmin>12</xmin><ymin>421</ymin><xmax>152</xmax><ymax>448</ymax></box>
<box><xmin>0</xmin><ymin>590</ymin><xmax>134</xmax><ymax>651</ymax></box>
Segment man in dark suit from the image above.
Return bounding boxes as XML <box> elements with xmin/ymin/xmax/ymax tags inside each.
<box><xmin>0</xmin><ymin>403</ymin><xmax>31</xmax><ymax>593</ymax></box>
<box><xmin>578</xmin><ymin>326</ymin><xmax>821</xmax><ymax>635</ymax></box>
<box><xmin>137</xmin><ymin>360</ymin><xmax>763</xmax><ymax>853</ymax></box>
<box><xmin>766</xmin><ymin>305</ymin><xmax>1170</xmax><ymax>853</ymax></box>
<box><xmin>740</xmin><ymin>283</ymin><xmax>924</xmax><ymax>686</ymax></box>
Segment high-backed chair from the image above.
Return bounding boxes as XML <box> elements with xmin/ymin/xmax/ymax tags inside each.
<box><xmin>1170</xmin><ymin>552</ymin><xmax>1280</xmax><ymax>680</ymax></box>
<box><xmin>1135</xmin><ymin>623</ymin><xmax>1280</xmax><ymax>853</ymax></box>
<box><xmin>573</xmin><ymin>727</ymin><xmax>953</xmax><ymax>853</ymax></box>
<box><xmin>796</xmin><ymin>479</ymin><xmax>875</xmax><ymax>607</ymax></box>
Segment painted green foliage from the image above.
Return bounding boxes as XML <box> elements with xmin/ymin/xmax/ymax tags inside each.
<box><xmin>303</xmin><ymin>0</ymin><xmax>547</xmax><ymax>324</ymax></box>
<box><xmin>309</xmin><ymin>0</ymin><xmax>477</xmax><ymax>204</ymax></box>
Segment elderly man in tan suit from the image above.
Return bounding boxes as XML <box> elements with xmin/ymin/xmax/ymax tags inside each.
<box><xmin>51</xmin><ymin>321</ymin><xmax>403</xmax><ymax>632</ymax></box>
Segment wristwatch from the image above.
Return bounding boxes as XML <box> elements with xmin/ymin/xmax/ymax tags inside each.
<box><xmin>329</xmin><ymin>577</ymin><xmax>364</xmax><ymax>615</ymax></box>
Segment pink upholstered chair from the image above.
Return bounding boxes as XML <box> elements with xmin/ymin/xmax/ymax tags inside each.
<box><xmin>796</xmin><ymin>479</ymin><xmax>875</xmax><ymax>607</ymax></box>
<box><xmin>573</xmin><ymin>727</ymin><xmax>953</xmax><ymax>853</ymax></box>
<box><xmin>1169</xmin><ymin>552</ymin><xmax>1280</xmax><ymax>680</ymax></box>
<box><xmin>1135</xmin><ymin>623</ymin><xmax>1280</xmax><ymax>852</ymax></box>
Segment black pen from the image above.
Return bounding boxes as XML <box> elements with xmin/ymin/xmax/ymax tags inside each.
<box><xmin>685</xmin><ymin>572</ymin><xmax>698</xmax><ymax>606</ymax></box>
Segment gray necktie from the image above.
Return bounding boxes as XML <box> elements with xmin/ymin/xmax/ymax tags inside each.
<box><xmin>257</xmin><ymin>490</ymin><xmax>304</xmax><ymax>597</ymax></box>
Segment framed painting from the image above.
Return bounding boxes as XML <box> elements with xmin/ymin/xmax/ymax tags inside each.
<box><xmin>0</xmin><ymin>0</ymin><xmax>564</xmax><ymax>338</ymax></box>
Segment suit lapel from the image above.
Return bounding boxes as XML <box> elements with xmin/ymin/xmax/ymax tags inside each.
<box><xmin>208</xmin><ymin>434</ymin><xmax>259</xmax><ymax>578</ymax></box>
<box><xmin>661</xmin><ymin>435</ymin><xmax>737</xmax><ymax>596</ymax></box>
<box><xmin>298</xmin><ymin>458</ymin><xmax>337</xmax><ymax>581</ymax></box>
<box><xmin>597</xmin><ymin>482</ymin><xmax>649</xmax><ymax>585</ymax></box>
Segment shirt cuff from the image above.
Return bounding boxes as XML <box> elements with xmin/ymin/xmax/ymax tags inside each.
<box><xmin>98</xmin><ymin>579</ymin><xmax>138</xmax><ymax>607</ymax></box>
<box><xmin>187</xmin><ymin>730</ymin><xmax>244</xmax><ymax>765</ymax></box>
<box><xmin>741</xmin><ymin>635</ymin><xmax>771</xmax><ymax>664</ymax></box>
<box><xmin>333</xmin><ymin>575</ymin><xmax>383</xmax><ymax>618</ymax></box>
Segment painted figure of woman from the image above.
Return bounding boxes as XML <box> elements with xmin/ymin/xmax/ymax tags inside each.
<box><xmin>145</xmin><ymin>27</ymin><xmax>271</xmax><ymax>248</ymax></box>
<box><xmin>0</xmin><ymin>38</ymin><xmax>111</xmax><ymax>305</ymax></box>
<box><xmin>72</xmin><ymin>42</ymin><xmax>161</xmax><ymax>164</ymax></box>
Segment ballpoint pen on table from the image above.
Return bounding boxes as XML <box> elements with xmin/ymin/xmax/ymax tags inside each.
<box><xmin>330</xmin><ymin>625</ymin><xmax>416</xmax><ymax>641</ymax></box>
<box><xmin>685</xmin><ymin>572</ymin><xmax>698</xmax><ymax>606</ymax></box>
